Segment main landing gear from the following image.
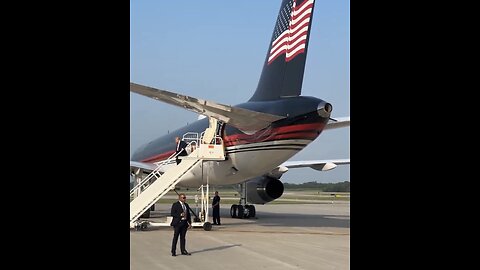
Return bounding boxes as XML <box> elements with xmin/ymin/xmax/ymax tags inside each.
<box><xmin>230</xmin><ymin>182</ymin><xmax>256</xmax><ymax>219</ymax></box>
<box><xmin>230</xmin><ymin>204</ymin><xmax>256</xmax><ymax>219</ymax></box>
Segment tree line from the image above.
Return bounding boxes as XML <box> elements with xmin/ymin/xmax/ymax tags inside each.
<box><xmin>283</xmin><ymin>181</ymin><xmax>350</xmax><ymax>192</ymax></box>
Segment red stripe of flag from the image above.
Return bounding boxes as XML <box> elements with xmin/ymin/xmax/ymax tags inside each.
<box><xmin>268</xmin><ymin>0</ymin><xmax>314</xmax><ymax>65</ymax></box>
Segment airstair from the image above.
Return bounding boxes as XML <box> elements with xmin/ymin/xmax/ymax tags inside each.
<box><xmin>130</xmin><ymin>118</ymin><xmax>225</xmax><ymax>230</ymax></box>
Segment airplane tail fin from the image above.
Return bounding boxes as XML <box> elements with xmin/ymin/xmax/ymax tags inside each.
<box><xmin>249</xmin><ymin>0</ymin><xmax>316</xmax><ymax>101</ymax></box>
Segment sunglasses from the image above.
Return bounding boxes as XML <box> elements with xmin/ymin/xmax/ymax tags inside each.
<box><xmin>181</xmin><ymin>197</ymin><xmax>186</xmax><ymax>199</ymax></box>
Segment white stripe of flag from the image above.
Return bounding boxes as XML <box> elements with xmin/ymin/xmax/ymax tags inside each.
<box><xmin>268</xmin><ymin>0</ymin><xmax>314</xmax><ymax>65</ymax></box>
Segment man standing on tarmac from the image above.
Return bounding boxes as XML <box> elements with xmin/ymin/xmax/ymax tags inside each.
<box><xmin>170</xmin><ymin>193</ymin><xmax>192</xmax><ymax>256</ymax></box>
<box><xmin>212</xmin><ymin>191</ymin><xmax>221</xmax><ymax>225</ymax></box>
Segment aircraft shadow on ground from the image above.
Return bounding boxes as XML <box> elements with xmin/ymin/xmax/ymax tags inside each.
<box><xmin>147</xmin><ymin>206</ymin><xmax>349</xmax><ymax>229</ymax></box>
<box><xmin>223</xmin><ymin>211</ymin><xmax>350</xmax><ymax>229</ymax></box>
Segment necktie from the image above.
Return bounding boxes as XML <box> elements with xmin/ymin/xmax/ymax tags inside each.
<box><xmin>181</xmin><ymin>203</ymin><xmax>186</xmax><ymax>219</ymax></box>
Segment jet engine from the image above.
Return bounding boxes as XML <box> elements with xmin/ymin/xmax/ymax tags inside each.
<box><xmin>246</xmin><ymin>176</ymin><xmax>284</xmax><ymax>204</ymax></box>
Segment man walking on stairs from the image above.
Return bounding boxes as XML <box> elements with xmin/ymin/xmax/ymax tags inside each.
<box><xmin>175</xmin><ymin>136</ymin><xmax>188</xmax><ymax>165</ymax></box>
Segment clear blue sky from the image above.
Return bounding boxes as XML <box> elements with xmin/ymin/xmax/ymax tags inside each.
<box><xmin>130</xmin><ymin>0</ymin><xmax>350</xmax><ymax>184</ymax></box>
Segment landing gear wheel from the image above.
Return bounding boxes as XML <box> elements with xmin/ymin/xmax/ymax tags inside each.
<box><xmin>203</xmin><ymin>222</ymin><xmax>212</xmax><ymax>231</ymax></box>
<box><xmin>237</xmin><ymin>205</ymin><xmax>244</xmax><ymax>219</ymax></box>
<box><xmin>245</xmin><ymin>205</ymin><xmax>256</xmax><ymax>218</ymax></box>
<box><xmin>230</xmin><ymin>205</ymin><xmax>237</xmax><ymax>218</ymax></box>
<box><xmin>140</xmin><ymin>222</ymin><xmax>148</xmax><ymax>231</ymax></box>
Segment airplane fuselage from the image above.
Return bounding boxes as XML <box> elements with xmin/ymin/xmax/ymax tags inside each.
<box><xmin>131</xmin><ymin>96</ymin><xmax>331</xmax><ymax>187</ymax></box>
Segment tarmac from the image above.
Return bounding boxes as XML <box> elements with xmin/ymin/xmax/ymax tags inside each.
<box><xmin>130</xmin><ymin>202</ymin><xmax>350</xmax><ymax>270</ymax></box>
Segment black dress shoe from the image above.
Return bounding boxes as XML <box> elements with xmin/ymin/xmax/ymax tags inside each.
<box><xmin>171</xmin><ymin>253</ymin><xmax>176</xmax><ymax>256</ymax></box>
<box><xmin>181</xmin><ymin>251</ymin><xmax>191</xmax><ymax>255</ymax></box>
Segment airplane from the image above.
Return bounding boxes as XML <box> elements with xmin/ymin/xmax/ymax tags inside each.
<box><xmin>130</xmin><ymin>0</ymin><xmax>350</xmax><ymax>224</ymax></box>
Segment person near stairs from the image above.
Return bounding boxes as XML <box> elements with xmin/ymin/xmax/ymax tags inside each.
<box><xmin>212</xmin><ymin>191</ymin><xmax>221</xmax><ymax>225</ymax></box>
<box><xmin>175</xmin><ymin>136</ymin><xmax>188</xmax><ymax>165</ymax></box>
<box><xmin>170</xmin><ymin>193</ymin><xmax>192</xmax><ymax>256</ymax></box>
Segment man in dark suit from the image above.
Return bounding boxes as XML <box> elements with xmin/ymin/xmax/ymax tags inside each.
<box><xmin>170</xmin><ymin>193</ymin><xmax>192</xmax><ymax>256</ymax></box>
<box><xmin>175</xmin><ymin>136</ymin><xmax>188</xmax><ymax>165</ymax></box>
<box><xmin>212</xmin><ymin>191</ymin><xmax>221</xmax><ymax>225</ymax></box>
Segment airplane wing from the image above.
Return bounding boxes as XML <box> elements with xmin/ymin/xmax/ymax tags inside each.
<box><xmin>325</xmin><ymin>117</ymin><xmax>350</xmax><ymax>130</ymax></box>
<box><xmin>131</xmin><ymin>82</ymin><xmax>285</xmax><ymax>134</ymax></box>
<box><xmin>283</xmin><ymin>159</ymin><xmax>350</xmax><ymax>171</ymax></box>
<box><xmin>267</xmin><ymin>159</ymin><xmax>350</xmax><ymax>178</ymax></box>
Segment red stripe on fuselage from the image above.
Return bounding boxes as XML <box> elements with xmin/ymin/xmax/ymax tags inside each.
<box><xmin>139</xmin><ymin>122</ymin><xmax>325</xmax><ymax>163</ymax></box>
<box><xmin>223</xmin><ymin>122</ymin><xmax>324</xmax><ymax>146</ymax></box>
<box><xmin>223</xmin><ymin>131</ymin><xmax>318</xmax><ymax>147</ymax></box>
<box><xmin>141</xmin><ymin>150</ymin><xmax>175</xmax><ymax>163</ymax></box>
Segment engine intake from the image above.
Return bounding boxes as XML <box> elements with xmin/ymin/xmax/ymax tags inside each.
<box><xmin>246</xmin><ymin>176</ymin><xmax>284</xmax><ymax>204</ymax></box>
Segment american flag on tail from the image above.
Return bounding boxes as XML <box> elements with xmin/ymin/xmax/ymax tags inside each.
<box><xmin>268</xmin><ymin>0</ymin><xmax>314</xmax><ymax>65</ymax></box>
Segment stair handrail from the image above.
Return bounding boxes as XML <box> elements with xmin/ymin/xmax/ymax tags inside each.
<box><xmin>130</xmin><ymin>140</ymin><xmax>198</xmax><ymax>197</ymax></box>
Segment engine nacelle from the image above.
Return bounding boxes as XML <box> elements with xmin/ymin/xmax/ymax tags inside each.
<box><xmin>246</xmin><ymin>176</ymin><xmax>284</xmax><ymax>204</ymax></box>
